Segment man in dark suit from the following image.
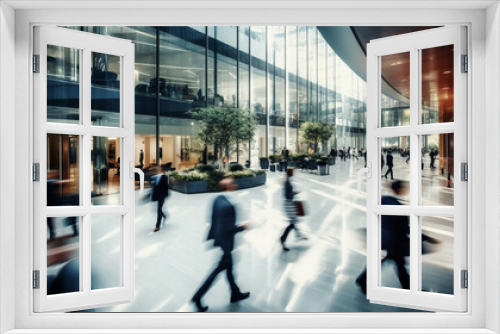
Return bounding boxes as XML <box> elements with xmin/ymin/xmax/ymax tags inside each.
<box><xmin>191</xmin><ymin>177</ymin><xmax>250</xmax><ymax>312</ymax></box>
<box><xmin>384</xmin><ymin>150</ymin><xmax>394</xmax><ymax>180</ymax></box>
<box><xmin>150</xmin><ymin>168</ymin><xmax>169</xmax><ymax>232</ymax></box>
<box><xmin>355</xmin><ymin>180</ymin><xmax>410</xmax><ymax>293</ymax></box>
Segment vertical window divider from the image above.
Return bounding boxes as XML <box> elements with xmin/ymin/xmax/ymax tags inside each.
<box><xmin>306</xmin><ymin>27</ymin><xmax>309</xmax><ymax>122</ymax></box>
<box><xmin>296</xmin><ymin>27</ymin><xmax>299</xmax><ymax>152</ymax></box>
<box><xmin>409</xmin><ymin>47</ymin><xmax>420</xmax><ymax>294</ymax></box>
<box><xmin>155</xmin><ymin>27</ymin><xmax>160</xmax><ymax>166</ymax></box>
<box><xmin>82</xmin><ymin>46</ymin><xmax>92</xmax><ymax>295</ymax></box>
<box><xmin>265</xmin><ymin>26</ymin><xmax>269</xmax><ymax>157</ymax></box>
<box><xmin>248</xmin><ymin>26</ymin><xmax>251</xmax><ymax>164</ymax></box>
<box><xmin>236</xmin><ymin>26</ymin><xmax>240</xmax><ymax>163</ymax></box>
<box><xmin>205</xmin><ymin>27</ymin><xmax>209</xmax><ymax>108</ymax></box>
<box><xmin>284</xmin><ymin>26</ymin><xmax>288</xmax><ymax>150</ymax></box>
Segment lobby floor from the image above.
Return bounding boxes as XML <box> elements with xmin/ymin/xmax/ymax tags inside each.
<box><xmin>81</xmin><ymin>155</ymin><xmax>453</xmax><ymax>313</ymax></box>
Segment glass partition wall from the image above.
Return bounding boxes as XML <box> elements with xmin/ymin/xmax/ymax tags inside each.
<box><xmin>61</xmin><ymin>26</ymin><xmax>397</xmax><ymax>179</ymax></box>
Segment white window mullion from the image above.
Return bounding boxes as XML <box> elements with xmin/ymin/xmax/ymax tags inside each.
<box><xmin>409</xmin><ymin>47</ymin><xmax>420</xmax><ymax>295</ymax></box>
<box><xmin>81</xmin><ymin>47</ymin><xmax>92</xmax><ymax>296</ymax></box>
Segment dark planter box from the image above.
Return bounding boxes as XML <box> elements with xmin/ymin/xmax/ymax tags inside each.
<box><xmin>318</xmin><ymin>164</ymin><xmax>330</xmax><ymax>175</ymax></box>
<box><xmin>260</xmin><ymin>160</ymin><xmax>269</xmax><ymax>169</ymax></box>
<box><xmin>270</xmin><ymin>164</ymin><xmax>276</xmax><ymax>172</ymax></box>
<box><xmin>235</xmin><ymin>173</ymin><xmax>267</xmax><ymax>190</ymax></box>
<box><xmin>170</xmin><ymin>179</ymin><xmax>208</xmax><ymax>194</ymax></box>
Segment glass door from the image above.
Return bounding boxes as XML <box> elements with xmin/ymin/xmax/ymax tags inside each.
<box><xmin>364</xmin><ymin>26</ymin><xmax>467</xmax><ymax>312</ymax></box>
<box><xmin>33</xmin><ymin>26</ymin><xmax>137</xmax><ymax>312</ymax></box>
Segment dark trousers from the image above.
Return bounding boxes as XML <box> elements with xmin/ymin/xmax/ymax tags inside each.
<box><xmin>193</xmin><ymin>252</ymin><xmax>240</xmax><ymax>301</ymax></box>
<box><xmin>156</xmin><ymin>198</ymin><xmax>167</xmax><ymax>228</ymax></box>
<box><xmin>356</xmin><ymin>255</ymin><xmax>410</xmax><ymax>290</ymax></box>
<box><xmin>385</xmin><ymin>166</ymin><xmax>394</xmax><ymax>179</ymax></box>
<box><xmin>280</xmin><ymin>222</ymin><xmax>299</xmax><ymax>243</ymax></box>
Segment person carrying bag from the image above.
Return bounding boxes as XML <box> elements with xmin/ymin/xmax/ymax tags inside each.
<box><xmin>280</xmin><ymin>168</ymin><xmax>307</xmax><ymax>251</ymax></box>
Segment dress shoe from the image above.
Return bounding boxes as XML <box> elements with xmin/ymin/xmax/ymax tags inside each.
<box><xmin>280</xmin><ymin>240</ymin><xmax>290</xmax><ymax>251</ymax></box>
<box><xmin>154</xmin><ymin>227</ymin><xmax>160</xmax><ymax>232</ymax></box>
<box><xmin>191</xmin><ymin>298</ymin><xmax>208</xmax><ymax>312</ymax></box>
<box><xmin>355</xmin><ymin>277</ymin><xmax>367</xmax><ymax>295</ymax></box>
<box><xmin>230</xmin><ymin>292</ymin><xmax>250</xmax><ymax>303</ymax></box>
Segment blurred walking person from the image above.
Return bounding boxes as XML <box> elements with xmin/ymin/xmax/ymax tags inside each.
<box><xmin>150</xmin><ymin>167</ymin><xmax>169</xmax><ymax>232</ymax></box>
<box><xmin>356</xmin><ymin>180</ymin><xmax>410</xmax><ymax>293</ymax></box>
<box><xmin>280</xmin><ymin>168</ymin><xmax>305</xmax><ymax>251</ymax></box>
<box><xmin>430</xmin><ymin>149</ymin><xmax>437</xmax><ymax>169</ymax></box>
<box><xmin>384</xmin><ymin>150</ymin><xmax>394</xmax><ymax>180</ymax></box>
<box><xmin>191</xmin><ymin>177</ymin><xmax>250</xmax><ymax>312</ymax></box>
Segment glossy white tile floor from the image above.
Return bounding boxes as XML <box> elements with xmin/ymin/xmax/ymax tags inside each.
<box><xmin>84</xmin><ymin>156</ymin><xmax>453</xmax><ymax>312</ymax></box>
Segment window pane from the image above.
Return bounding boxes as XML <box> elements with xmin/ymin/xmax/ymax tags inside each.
<box><xmin>380</xmin><ymin>52</ymin><xmax>410</xmax><ymax>127</ymax></box>
<box><xmin>159</xmin><ymin>27</ymin><xmax>207</xmax><ymax>170</ymax></box>
<box><xmin>297</xmin><ymin>26</ymin><xmax>308</xmax><ymax>140</ymax></box>
<box><xmin>91</xmin><ymin>215</ymin><xmax>121</xmax><ymax>290</ymax></box>
<box><xmin>47</xmin><ymin>134</ymin><xmax>80</xmax><ymax>206</ymax></box>
<box><xmin>47</xmin><ymin>217</ymin><xmax>80</xmax><ymax>295</ymax></box>
<box><xmin>268</xmin><ymin>26</ymin><xmax>286</xmax><ymax>155</ymax></box>
<box><xmin>216</xmin><ymin>26</ymin><xmax>238</xmax><ymax>107</ymax></box>
<box><xmin>308</xmin><ymin>27</ymin><xmax>317</xmax><ymax>123</ymax></box>
<box><xmin>421</xmin><ymin>45</ymin><xmax>454</xmax><ymax>124</ymax></box>
<box><xmin>91</xmin><ymin>136</ymin><xmax>121</xmax><ymax>206</ymax></box>
<box><xmin>91</xmin><ymin>52</ymin><xmax>121</xmax><ymax>127</ymax></box>
<box><xmin>380</xmin><ymin>215</ymin><xmax>410</xmax><ymax>290</ymax></box>
<box><xmin>250</xmin><ymin>26</ymin><xmax>267</xmax><ymax>166</ymax></box>
<box><xmin>421</xmin><ymin>216</ymin><xmax>453</xmax><ymax>295</ymax></box>
<box><xmin>47</xmin><ymin>45</ymin><xmax>80</xmax><ymax>124</ymax></box>
<box><xmin>287</xmin><ymin>26</ymin><xmax>298</xmax><ymax>152</ymax></box>
<box><xmin>380</xmin><ymin>136</ymin><xmax>410</xmax><ymax>204</ymax></box>
<box><xmin>421</xmin><ymin>133</ymin><xmax>454</xmax><ymax>206</ymax></box>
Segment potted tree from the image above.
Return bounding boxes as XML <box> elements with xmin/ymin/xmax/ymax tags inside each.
<box><xmin>189</xmin><ymin>105</ymin><xmax>256</xmax><ymax>171</ymax></box>
<box><xmin>300</xmin><ymin>121</ymin><xmax>334</xmax><ymax>154</ymax></box>
<box><xmin>300</xmin><ymin>122</ymin><xmax>334</xmax><ymax>175</ymax></box>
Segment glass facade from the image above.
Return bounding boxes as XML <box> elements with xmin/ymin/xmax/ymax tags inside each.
<box><xmin>60</xmin><ymin>25</ymin><xmax>409</xmax><ymax>188</ymax></box>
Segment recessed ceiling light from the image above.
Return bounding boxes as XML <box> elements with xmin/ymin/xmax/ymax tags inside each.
<box><xmin>443</xmin><ymin>70</ymin><xmax>452</xmax><ymax>74</ymax></box>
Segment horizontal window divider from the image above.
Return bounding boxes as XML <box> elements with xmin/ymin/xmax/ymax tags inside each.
<box><xmin>372</xmin><ymin>126</ymin><xmax>411</xmax><ymax>137</ymax></box>
<box><xmin>90</xmin><ymin>205</ymin><xmax>129</xmax><ymax>216</ymax></box>
<box><xmin>411</xmin><ymin>206</ymin><xmax>455</xmax><ymax>217</ymax></box>
<box><xmin>46</xmin><ymin>206</ymin><xmax>90</xmax><ymax>217</ymax></box>
<box><xmin>371</xmin><ymin>205</ymin><xmax>411</xmax><ymax>215</ymax></box>
<box><xmin>46</xmin><ymin>291</ymin><xmax>87</xmax><ymax>301</ymax></box>
<box><xmin>412</xmin><ymin>122</ymin><xmax>454</xmax><ymax>135</ymax></box>
<box><xmin>371</xmin><ymin>205</ymin><xmax>454</xmax><ymax>217</ymax></box>
<box><xmin>90</xmin><ymin>127</ymin><xmax>131</xmax><ymax>138</ymax></box>
<box><xmin>46</xmin><ymin>123</ymin><xmax>88</xmax><ymax>136</ymax></box>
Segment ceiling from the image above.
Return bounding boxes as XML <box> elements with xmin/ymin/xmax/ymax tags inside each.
<box><xmin>319</xmin><ymin>26</ymin><xmax>454</xmax><ymax>119</ymax></box>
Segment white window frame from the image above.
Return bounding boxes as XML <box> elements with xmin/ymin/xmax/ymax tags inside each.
<box><xmin>1</xmin><ymin>2</ymin><xmax>498</xmax><ymax>334</ymax></box>
<box><xmin>365</xmin><ymin>26</ymin><xmax>467</xmax><ymax>312</ymax></box>
<box><xmin>33</xmin><ymin>26</ymin><xmax>136</xmax><ymax>313</ymax></box>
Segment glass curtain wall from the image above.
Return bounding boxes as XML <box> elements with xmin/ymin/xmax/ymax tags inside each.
<box><xmin>238</xmin><ymin>27</ymin><xmax>251</xmax><ymax>165</ymax></box>
<box><xmin>159</xmin><ymin>27</ymin><xmax>206</xmax><ymax>171</ymax></box>
<box><xmin>268</xmin><ymin>26</ymin><xmax>286</xmax><ymax>156</ymax></box>
<box><xmin>66</xmin><ymin>26</ymin><xmax>414</xmax><ymax>175</ymax></box>
<box><xmin>250</xmin><ymin>26</ymin><xmax>267</xmax><ymax>167</ymax></box>
<box><xmin>297</xmin><ymin>26</ymin><xmax>308</xmax><ymax>151</ymax></box>
<box><xmin>286</xmin><ymin>26</ymin><xmax>298</xmax><ymax>153</ymax></box>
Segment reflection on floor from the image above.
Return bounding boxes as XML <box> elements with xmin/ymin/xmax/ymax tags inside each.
<box><xmin>83</xmin><ymin>156</ymin><xmax>453</xmax><ymax>312</ymax></box>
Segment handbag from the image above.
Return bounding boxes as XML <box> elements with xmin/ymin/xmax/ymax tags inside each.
<box><xmin>295</xmin><ymin>200</ymin><xmax>306</xmax><ymax>216</ymax></box>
